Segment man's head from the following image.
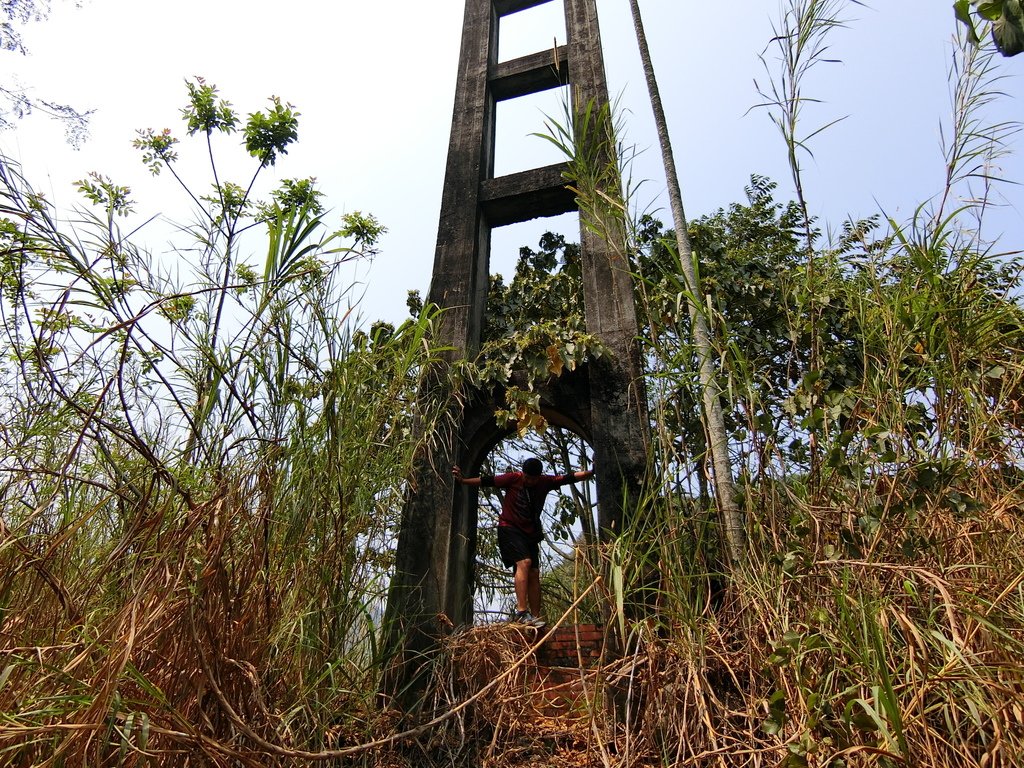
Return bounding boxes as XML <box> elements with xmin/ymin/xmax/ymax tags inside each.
<box><xmin>522</xmin><ymin>457</ymin><xmax>543</xmax><ymax>476</ymax></box>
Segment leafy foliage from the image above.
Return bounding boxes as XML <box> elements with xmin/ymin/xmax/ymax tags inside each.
<box><xmin>0</xmin><ymin>0</ymin><xmax>91</xmax><ymax>145</ymax></box>
<box><xmin>244</xmin><ymin>96</ymin><xmax>300</xmax><ymax>167</ymax></box>
<box><xmin>411</xmin><ymin>232</ymin><xmax>603</xmax><ymax>436</ymax></box>
<box><xmin>1</xmin><ymin>3</ymin><xmax>1023</xmax><ymax>765</ymax></box>
<box><xmin>955</xmin><ymin>0</ymin><xmax>1024</xmax><ymax>56</ymax></box>
<box><xmin>477</xmin><ymin>233</ymin><xmax>601</xmax><ymax>433</ymax></box>
<box><xmin>0</xmin><ymin>81</ymin><xmax>453</xmax><ymax>763</ymax></box>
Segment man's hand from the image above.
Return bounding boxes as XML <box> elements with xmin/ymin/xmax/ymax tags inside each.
<box><xmin>453</xmin><ymin>466</ymin><xmax>484</xmax><ymax>487</ymax></box>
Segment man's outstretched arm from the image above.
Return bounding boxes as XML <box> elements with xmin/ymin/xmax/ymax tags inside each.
<box><xmin>561</xmin><ymin>469</ymin><xmax>594</xmax><ymax>485</ymax></box>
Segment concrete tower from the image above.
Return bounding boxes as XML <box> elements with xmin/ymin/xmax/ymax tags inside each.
<box><xmin>385</xmin><ymin>0</ymin><xmax>649</xmax><ymax>688</ymax></box>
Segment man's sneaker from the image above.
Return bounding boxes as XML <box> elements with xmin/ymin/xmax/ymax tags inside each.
<box><xmin>512</xmin><ymin>610</ymin><xmax>546</xmax><ymax>629</ymax></box>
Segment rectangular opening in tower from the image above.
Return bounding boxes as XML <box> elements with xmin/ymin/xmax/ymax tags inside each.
<box><xmin>488</xmin><ymin>212</ymin><xmax>579</xmax><ymax>287</ymax></box>
<box><xmin>494</xmin><ymin>85</ymin><xmax>570</xmax><ymax>177</ymax></box>
<box><xmin>497</xmin><ymin>1</ymin><xmax>566</xmax><ymax>63</ymax></box>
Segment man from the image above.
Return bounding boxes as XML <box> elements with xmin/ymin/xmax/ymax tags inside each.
<box><xmin>452</xmin><ymin>457</ymin><xmax>594</xmax><ymax>628</ymax></box>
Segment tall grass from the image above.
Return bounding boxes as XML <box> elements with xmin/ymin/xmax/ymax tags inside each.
<box><xmin>625</xmin><ymin>4</ymin><xmax>1024</xmax><ymax>766</ymax></box>
<box><xmin>447</xmin><ymin>2</ymin><xmax>1024</xmax><ymax>765</ymax></box>
<box><xmin>0</xmin><ymin>84</ymin><xmax>456</xmax><ymax>764</ymax></box>
<box><xmin>1</xmin><ymin>8</ymin><xmax>1023</xmax><ymax>767</ymax></box>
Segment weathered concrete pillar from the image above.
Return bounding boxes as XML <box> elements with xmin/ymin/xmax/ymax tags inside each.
<box><xmin>563</xmin><ymin>0</ymin><xmax>650</xmax><ymax>534</ymax></box>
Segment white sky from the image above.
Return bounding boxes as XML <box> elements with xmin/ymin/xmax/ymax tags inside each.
<box><xmin>2</xmin><ymin>0</ymin><xmax>1022</xmax><ymax>325</ymax></box>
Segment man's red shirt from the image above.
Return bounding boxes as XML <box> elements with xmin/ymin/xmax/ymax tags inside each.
<box><xmin>483</xmin><ymin>472</ymin><xmax>575</xmax><ymax>541</ymax></box>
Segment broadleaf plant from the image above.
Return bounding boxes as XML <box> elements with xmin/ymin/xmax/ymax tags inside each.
<box><xmin>955</xmin><ymin>0</ymin><xmax>1024</xmax><ymax>55</ymax></box>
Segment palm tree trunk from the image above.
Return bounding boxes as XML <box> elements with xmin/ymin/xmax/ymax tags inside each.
<box><xmin>628</xmin><ymin>0</ymin><xmax>746</xmax><ymax>565</ymax></box>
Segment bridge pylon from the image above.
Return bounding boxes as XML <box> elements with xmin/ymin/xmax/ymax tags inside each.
<box><xmin>385</xmin><ymin>0</ymin><xmax>649</xmax><ymax>692</ymax></box>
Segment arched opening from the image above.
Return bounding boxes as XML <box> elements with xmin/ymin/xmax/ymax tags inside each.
<box><xmin>450</xmin><ymin>392</ymin><xmax>602</xmax><ymax>627</ymax></box>
<box><xmin>473</xmin><ymin>426</ymin><xmax>599</xmax><ymax>625</ymax></box>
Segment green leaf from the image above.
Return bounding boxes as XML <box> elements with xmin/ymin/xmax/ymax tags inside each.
<box><xmin>119</xmin><ymin>712</ymin><xmax>134</xmax><ymax>764</ymax></box>
<box><xmin>985</xmin><ymin>364</ymin><xmax>1006</xmax><ymax>378</ymax></box>
<box><xmin>976</xmin><ymin>0</ymin><xmax>1005</xmax><ymax>21</ymax></box>
<box><xmin>763</xmin><ymin>689</ymin><xmax>787</xmax><ymax>734</ymax></box>
<box><xmin>245</xmin><ymin>97</ymin><xmax>300</xmax><ymax>166</ymax></box>
<box><xmin>846</xmin><ymin>699</ymin><xmax>882</xmax><ymax>731</ymax></box>
<box><xmin>139</xmin><ymin>712</ymin><xmax>150</xmax><ymax>753</ymax></box>
<box><xmin>182</xmin><ymin>77</ymin><xmax>237</xmax><ymax>135</ymax></box>
<box><xmin>780</xmin><ymin>752</ymin><xmax>809</xmax><ymax>768</ymax></box>
<box><xmin>992</xmin><ymin>0</ymin><xmax>1024</xmax><ymax>55</ymax></box>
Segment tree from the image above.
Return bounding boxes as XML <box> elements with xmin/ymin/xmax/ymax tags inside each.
<box><xmin>455</xmin><ymin>181</ymin><xmax>816</xmax><ymax>583</ymax></box>
<box><xmin>637</xmin><ymin>179</ymin><xmax>870</xmax><ymax>488</ymax></box>
<box><xmin>1</xmin><ymin>0</ymin><xmax>91</xmax><ymax>145</ymax></box>
<box><xmin>627</xmin><ymin>0</ymin><xmax>745</xmax><ymax>565</ymax></box>
<box><xmin>408</xmin><ymin>232</ymin><xmax>601</xmax><ymax>435</ymax></box>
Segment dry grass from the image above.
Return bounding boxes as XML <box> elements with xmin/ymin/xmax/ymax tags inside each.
<box><xmin>3</xmin><ymin>19</ymin><xmax>1024</xmax><ymax>763</ymax></box>
<box><xmin>422</xmin><ymin>623</ymin><xmax>610</xmax><ymax>768</ymax></box>
<box><xmin>393</xmin><ymin>469</ymin><xmax>1024</xmax><ymax>768</ymax></box>
<box><xmin>3</xmin><ymin>486</ymin><xmax>351</xmax><ymax>765</ymax></box>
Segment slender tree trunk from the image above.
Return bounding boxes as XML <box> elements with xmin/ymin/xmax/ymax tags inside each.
<box><xmin>628</xmin><ymin>0</ymin><xmax>746</xmax><ymax>565</ymax></box>
<box><xmin>552</xmin><ymin>428</ymin><xmax>598</xmax><ymax>554</ymax></box>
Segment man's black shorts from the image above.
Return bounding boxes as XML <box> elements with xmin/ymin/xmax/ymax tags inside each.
<box><xmin>497</xmin><ymin>526</ymin><xmax>540</xmax><ymax>569</ymax></box>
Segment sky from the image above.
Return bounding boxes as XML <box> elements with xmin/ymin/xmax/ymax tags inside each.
<box><xmin>2</xmin><ymin>0</ymin><xmax>1022</xmax><ymax>326</ymax></box>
